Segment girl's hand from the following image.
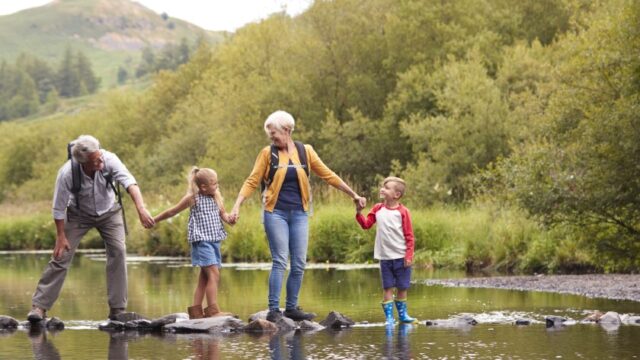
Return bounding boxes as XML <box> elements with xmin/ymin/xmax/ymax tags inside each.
<box><xmin>223</xmin><ymin>213</ymin><xmax>235</xmax><ymax>225</ymax></box>
<box><xmin>229</xmin><ymin>206</ymin><xmax>240</xmax><ymax>224</ymax></box>
<box><xmin>404</xmin><ymin>258</ymin><xmax>413</xmax><ymax>267</ymax></box>
<box><xmin>354</xmin><ymin>195</ymin><xmax>366</xmax><ymax>211</ymax></box>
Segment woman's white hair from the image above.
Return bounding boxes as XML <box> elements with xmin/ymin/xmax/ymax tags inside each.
<box><xmin>71</xmin><ymin>135</ymin><xmax>100</xmax><ymax>164</ymax></box>
<box><xmin>264</xmin><ymin>110</ymin><xmax>295</xmax><ymax>135</ymax></box>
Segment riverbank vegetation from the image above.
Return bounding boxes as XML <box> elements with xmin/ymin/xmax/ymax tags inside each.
<box><xmin>0</xmin><ymin>0</ymin><xmax>637</xmax><ymax>272</ymax></box>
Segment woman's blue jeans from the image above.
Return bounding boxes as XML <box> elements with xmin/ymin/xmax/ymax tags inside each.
<box><xmin>263</xmin><ymin>209</ymin><xmax>309</xmax><ymax>310</ymax></box>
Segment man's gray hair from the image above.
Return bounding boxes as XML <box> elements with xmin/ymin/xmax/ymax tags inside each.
<box><xmin>71</xmin><ymin>135</ymin><xmax>100</xmax><ymax>164</ymax></box>
<box><xmin>264</xmin><ymin>110</ymin><xmax>295</xmax><ymax>135</ymax></box>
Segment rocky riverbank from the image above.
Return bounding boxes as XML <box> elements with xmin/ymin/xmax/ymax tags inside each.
<box><xmin>423</xmin><ymin>274</ymin><xmax>640</xmax><ymax>302</ymax></box>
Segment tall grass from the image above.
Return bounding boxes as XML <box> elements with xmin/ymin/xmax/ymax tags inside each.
<box><xmin>0</xmin><ymin>200</ymin><xmax>596</xmax><ymax>273</ymax></box>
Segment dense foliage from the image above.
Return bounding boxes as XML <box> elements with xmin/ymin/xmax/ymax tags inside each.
<box><xmin>0</xmin><ymin>0</ymin><xmax>637</xmax><ymax>272</ymax></box>
<box><xmin>0</xmin><ymin>48</ymin><xmax>99</xmax><ymax>120</ymax></box>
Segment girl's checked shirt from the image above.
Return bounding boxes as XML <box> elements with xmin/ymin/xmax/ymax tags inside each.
<box><xmin>187</xmin><ymin>194</ymin><xmax>227</xmax><ymax>243</ymax></box>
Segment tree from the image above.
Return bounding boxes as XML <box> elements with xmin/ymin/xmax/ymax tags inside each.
<box><xmin>136</xmin><ymin>46</ymin><xmax>155</xmax><ymax>78</ymax></box>
<box><xmin>76</xmin><ymin>50</ymin><xmax>99</xmax><ymax>93</ymax></box>
<box><xmin>117</xmin><ymin>66</ymin><xmax>128</xmax><ymax>84</ymax></box>
<box><xmin>7</xmin><ymin>70</ymin><xmax>39</xmax><ymax>118</ymax></box>
<box><xmin>15</xmin><ymin>53</ymin><xmax>55</xmax><ymax>103</ymax></box>
<box><xmin>397</xmin><ymin>52</ymin><xmax>510</xmax><ymax>203</ymax></box>
<box><xmin>56</xmin><ymin>46</ymin><xmax>81</xmax><ymax>97</ymax></box>
<box><xmin>493</xmin><ymin>0</ymin><xmax>640</xmax><ymax>271</ymax></box>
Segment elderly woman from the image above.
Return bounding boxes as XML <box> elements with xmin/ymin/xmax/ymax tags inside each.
<box><xmin>230</xmin><ymin>110</ymin><xmax>366</xmax><ymax>322</ymax></box>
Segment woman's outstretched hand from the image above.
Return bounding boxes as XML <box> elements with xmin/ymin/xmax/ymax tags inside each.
<box><xmin>354</xmin><ymin>195</ymin><xmax>366</xmax><ymax>211</ymax></box>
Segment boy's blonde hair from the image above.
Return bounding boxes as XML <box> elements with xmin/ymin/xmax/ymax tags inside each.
<box><xmin>187</xmin><ymin>167</ymin><xmax>224</xmax><ymax>207</ymax></box>
<box><xmin>383</xmin><ymin>176</ymin><xmax>406</xmax><ymax>198</ymax></box>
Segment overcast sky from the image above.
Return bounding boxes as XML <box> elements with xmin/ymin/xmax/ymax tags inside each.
<box><xmin>0</xmin><ymin>0</ymin><xmax>313</xmax><ymax>32</ymax></box>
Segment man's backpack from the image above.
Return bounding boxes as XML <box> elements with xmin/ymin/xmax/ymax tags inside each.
<box><xmin>67</xmin><ymin>142</ymin><xmax>128</xmax><ymax>234</ymax></box>
<box><xmin>260</xmin><ymin>141</ymin><xmax>310</xmax><ymax>193</ymax></box>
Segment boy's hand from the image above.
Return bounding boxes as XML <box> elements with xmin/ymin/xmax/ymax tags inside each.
<box><xmin>404</xmin><ymin>258</ymin><xmax>413</xmax><ymax>267</ymax></box>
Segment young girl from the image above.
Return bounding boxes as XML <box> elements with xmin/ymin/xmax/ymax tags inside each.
<box><xmin>153</xmin><ymin>167</ymin><xmax>233</xmax><ymax>319</ymax></box>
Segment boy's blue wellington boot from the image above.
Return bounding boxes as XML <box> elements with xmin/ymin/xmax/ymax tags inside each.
<box><xmin>394</xmin><ymin>299</ymin><xmax>418</xmax><ymax>324</ymax></box>
<box><xmin>382</xmin><ymin>301</ymin><xmax>395</xmax><ymax>325</ymax></box>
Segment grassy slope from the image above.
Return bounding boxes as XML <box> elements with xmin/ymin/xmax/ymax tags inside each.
<box><xmin>0</xmin><ymin>0</ymin><xmax>225</xmax><ymax>87</ymax></box>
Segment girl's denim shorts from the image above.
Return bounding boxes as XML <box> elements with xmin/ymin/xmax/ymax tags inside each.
<box><xmin>190</xmin><ymin>240</ymin><xmax>222</xmax><ymax>267</ymax></box>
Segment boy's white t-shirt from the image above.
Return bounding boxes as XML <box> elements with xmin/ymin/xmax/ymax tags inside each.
<box><xmin>356</xmin><ymin>203</ymin><xmax>415</xmax><ymax>261</ymax></box>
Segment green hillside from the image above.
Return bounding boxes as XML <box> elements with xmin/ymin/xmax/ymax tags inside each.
<box><xmin>0</xmin><ymin>0</ymin><xmax>225</xmax><ymax>87</ymax></box>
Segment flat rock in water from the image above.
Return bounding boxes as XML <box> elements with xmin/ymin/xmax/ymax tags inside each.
<box><xmin>298</xmin><ymin>320</ymin><xmax>325</xmax><ymax>331</ymax></box>
<box><xmin>275</xmin><ymin>317</ymin><xmax>297</xmax><ymax>332</ymax></box>
<box><xmin>598</xmin><ymin>311</ymin><xmax>621</xmax><ymax>324</ymax></box>
<box><xmin>124</xmin><ymin>319</ymin><xmax>152</xmax><ymax>330</ymax></box>
<box><xmin>545</xmin><ymin>316</ymin><xmax>567</xmax><ymax>328</ymax></box>
<box><xmin>0</xmin><ymin>316</ymin><xmax>19</xmax><ymax>329</ymax></box>
<box><xmin>99</xmin><ymin>320</ymin><xmax>126</xmax><ymax>331</ymax></box>
<box><xmin>164</xmin><ymin>316</ymin><xmax>245</xmax><ymax>333</ymax></box>
<box><xmin>46</xmin><ymin>317</ymin><xmax>64</xmax><ymax>330</ymax></box>
<box><xmin>319</xmin><ymin>311</ymin><xmax>355</xmax><ymax>329</ymax></box>
<box><xmin>149</xmin><ymin>313</ymin><xmax>189</xmax><ymax>329</ymax></box>
<box><xmin>622</xmin><ymin>315</ymin><xmax>640</xmax><ymax>325</ymax></box>
<box><xmin>425</xmin><ymin>315</ymin><xmax>478</xmax><ymax>328</ymax></box>
<box><xmin>111</xmin><ymin>312</ymin><xmax>148</xmax><ymax>323</ymax></box>
<box><xmin>242</xmin><ymin>319</ymin><xmax>278</xmax><ymax>332</ymax></box>
<box><xmin>582</xmin><ymin>310</ymin><xmax>603</xmax><ymax>322</ymax></box>
<box><xmin>248</xmin><ymin>309</ymin><xmax>284</xmax><ymax>323</ymax></box>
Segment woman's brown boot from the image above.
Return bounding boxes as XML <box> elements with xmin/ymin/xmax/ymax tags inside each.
<box><xmin>203</xmin><ymin>304</ymin><xmax>233</xmax><ymax>317</ymax></box>
<box><xmin>187</xmin><ymin>305</ymin><xmax>204</xmax><ymax>319</ymax></box>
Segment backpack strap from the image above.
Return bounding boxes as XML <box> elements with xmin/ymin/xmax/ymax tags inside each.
<box><xmin>261</xmin><ymin>144</ymin><xmax>280</xmax><ymax>194</ymax></box>
<box><xmin>260</xmin><ymin>141</ymin><xmax>309</xmax><ymax>193</ymax></box>
<box><xmin>294</xmin><ymin>141</ymin><xmax>310</xmax><ymax>178</ymax></box>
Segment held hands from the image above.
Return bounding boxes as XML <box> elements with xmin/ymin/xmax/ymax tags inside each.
<box><xmin>222</xmin><ymin>212</ymin><xmax>236</xmax><ymax>225</ymax></box>
<box><xmin>138</xmin><ymin>207</ymin><xmax>155</xmax><ymax>229</ymax></box>
<box><xmin>227</xmin><ymin>206</ymin><xmax>240</xmax><ymax>225</ymax></box>
<box><xmin>354</xmin><ymin>195</ymin><xmax>366</xmax><ymax>213</ymax></box>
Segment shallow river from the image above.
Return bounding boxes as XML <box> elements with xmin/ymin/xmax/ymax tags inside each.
<box><xmin>0</xmin><ymin>252</ymin><xmax>638</xmax><ymax>359</ymax></box>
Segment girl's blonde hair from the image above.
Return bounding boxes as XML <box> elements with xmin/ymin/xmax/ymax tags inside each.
<box><xmin>187</xmin><ymin>167</ymin><xmax>224</xmax><ymax>209</ymax></box>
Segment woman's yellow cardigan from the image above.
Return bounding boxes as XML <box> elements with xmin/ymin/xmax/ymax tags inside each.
<box><xmin>239</xmin><ymin>144</ymin><xmax>344</xmax><ymax>212</ymax></box>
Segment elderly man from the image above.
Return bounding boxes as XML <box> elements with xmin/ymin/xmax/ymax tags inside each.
<box><xmin>27</xmin><ymin>135</ymin><xmax>155</xmax><ymax>323</ymax></box>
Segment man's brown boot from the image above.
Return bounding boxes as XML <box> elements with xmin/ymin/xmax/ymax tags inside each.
<box><xmin>187</xmin><ymin>305</ymin><xmax>204</xmax><ymax>319</ymax></box>
<box><xmin>27</xmin><ymin>306</ymin><xmax>46</xmax><ymax>323</ymax></box>
<box><xmin>203</xmin><ymin>304</ymin><xmax>233</xmax><ymax>317</ymax></box>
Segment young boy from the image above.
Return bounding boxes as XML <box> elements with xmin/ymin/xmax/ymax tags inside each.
<box><xmin>356</xmin><ymin>176</ymin><xmax>417</xmax><ymax>324</ymax></box>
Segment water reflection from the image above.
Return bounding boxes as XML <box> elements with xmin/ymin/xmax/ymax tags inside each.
<box><xmin>383</xmin><ymin>324</ymin><xmax>413</xmax><ymax>359</ymax></box>
<box><xmin>28</xmin><ymin>328</ymin><xmax>61</xmax><ymax>360</ymax></box>
<box><xmin>2</xmin><ymin>253</ymin><xmax>640</xmax><ymax>359</ymax></box>
<box><xmin>269</xmin><ymin>331</ymin><xmax>305</xmax><ymax>360</ymax></box>
<box><xmin>107</xmin><ymin>332</ymin><xmax>129</xmax><ymax>360</ymax></box>
<box><xmin>186</xmin><ymin>334</ymin><xmax>221</xmax><ymax>360</ymax></box>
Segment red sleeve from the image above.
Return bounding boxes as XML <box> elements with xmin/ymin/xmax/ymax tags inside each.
<box><xmin>356</xmin><ymin>203</ymin><xmax>383</xmax><ymax>229</ymax></box>
<box><xmin>399</xmin><ymin>205</ymin><xmax>415</xmax><ymax>262</ymax></box>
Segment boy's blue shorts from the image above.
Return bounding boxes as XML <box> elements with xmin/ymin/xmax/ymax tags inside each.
<box><xmin>190</xmin><ymin>240</ymin><xmax>222</xmax><ymax>267</ymax></box>
<box><xmin>380</xmin><ymin>258</ymin><xmax>412</xmax><ymax>290</ymax></box>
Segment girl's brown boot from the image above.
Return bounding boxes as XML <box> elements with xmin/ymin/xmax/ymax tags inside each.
<box><xmin>203</xmin><ymin>304</ymin><xmax>234</xmax><ymax>317</ymax></box>
<box><xmin>187</xmin><ymin>305</ymin><xmax>204</xmax><ymax>319</ymax></box>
